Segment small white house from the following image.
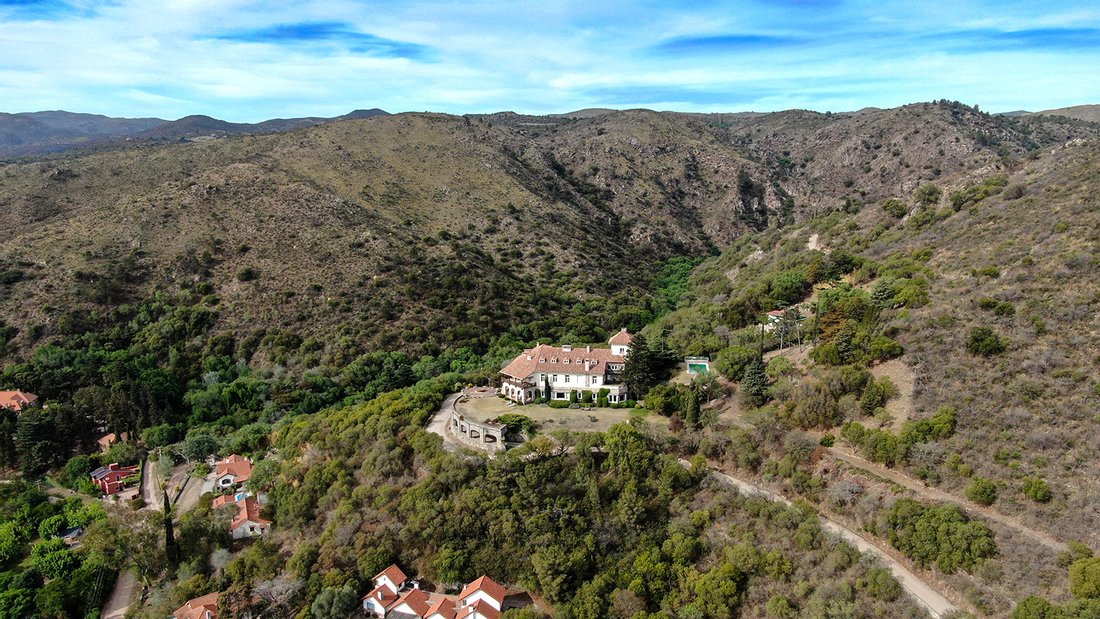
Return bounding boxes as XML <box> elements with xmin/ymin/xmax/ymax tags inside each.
<box><xmin>459</xmin><ymin>576</ymin><xmax>507</xmax><ymax>612</ymax></box>
<box><xmin>229</xmin><ymin>497</ymin><xmax>270</xmax><ymax>539</ymax></box>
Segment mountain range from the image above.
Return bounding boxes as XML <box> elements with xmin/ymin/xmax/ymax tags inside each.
<box><xmin>0</xmin><ymin>108</ymin><xmax>389</xmax><ymax>158</ymax></box>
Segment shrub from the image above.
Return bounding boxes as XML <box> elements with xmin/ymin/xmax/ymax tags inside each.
<box><xmin>236</xmin><ymin>267</ymin><xmax>259</xmax><ymax>282</ymax></box>
<box><xmin>547</xmin><ymin>401</ymin><xmax>571</xmax><ymax>409</ymax></box>
<box><xmin>1070</xmin><ymin>557</ymin><xmax>1100</xmax><ymax>599</ymax></box>
<box><xmin>1022</xmin><ymin>477</ymin><xmax>1053</xmax><ymax>503</ymax></box>
<box><xmin>882</xmin><ymin>198</ymin><xmax>908</xmax><ymax>219</ymax></box>
<box><xmin>914</xmin><ymin>183</ymin><xmax>942</xmax><ymax>207</ymax></box>
<box><xmin>966</xmin><ymin>477</ymin><xmax>998</xmax><ymax>505</ymax></box>
<box><xmin>967</xmin><ymin>327</ymin><xmax>1007</xmax><ymax>357</ymax></box>
<box><xmin>869</xmin><ymin>336</ymin><xmax>904</xmax><ymax>361</ymax></box>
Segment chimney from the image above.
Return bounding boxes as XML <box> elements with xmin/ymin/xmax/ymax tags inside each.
<box><xmin>562</xmin><ymin>344</ymin><xmax>572</xmax><ymax>352</ymax></box>
<box><xmin>586</xmin><ymin>345</ymin><xmax>591</xmax><ymax>353</ymax></box>
<box><xmin>526</xmin><ymin>355</ymin><xmax>532</xmax><ymax>360</ymax></box>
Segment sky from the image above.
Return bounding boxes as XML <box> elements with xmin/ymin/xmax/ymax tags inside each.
<box><xmin>1</xmin><ymin>0</ymin><xmax>1099</xmax><ymax>121</ymax></box>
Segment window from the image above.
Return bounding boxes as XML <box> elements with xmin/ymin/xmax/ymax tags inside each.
<box><xmin>552</xmin><ymin>374</ymin><xmax>558</xmax><ymax>383</ymax></box>
<box><xmin>564</xmin><ymin>375</ymin><xmax>570</xmax><ymax>383</ymax></box>
<box><xmin>592</xmin><ymin>376</ymin><xmax>599</xmax><ymax>384</ymax></box>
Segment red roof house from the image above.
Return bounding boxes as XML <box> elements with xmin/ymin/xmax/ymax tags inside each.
<box><xmin>229</xmin><ymin>496</ymin><xmax>270</xmax><ymax>539</ymax></box>
<box><xmin>0</xmin><ymin>390</ymin><xmax>38</xmax><ymax>412</ymax></box>
<box><xmin>215</xmin><ymin>454</ymin><xmax>253</xmax><ymax>487</ymax></box>
<box><xmin>389</xmin><ymin>589</ymin><xmax>431</xmax><ymax>617</ymax></box>
<box><xmin>172</xmin><ymin>592</ymin><xmax>219</xmax><ymax>619</ymax></box>
<box><xmin>459</xmin><ymin>576</ymin><xmax>507</xmax><ymax>611</ymax></box>
<box><xmin>455</xmin><ymin>600</ymin><xmax>500</xmax><ymax>619</ymax></box>
<box><xmin>90</xmin><ymin>463</ymin><xmax>140</xmax><ymax>495</ymax></box>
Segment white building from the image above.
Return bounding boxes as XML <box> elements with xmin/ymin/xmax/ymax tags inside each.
<box><xmin>499</xmin><ymin>329</ymin><xmax>633</xmax><ymax>404</ymax></box>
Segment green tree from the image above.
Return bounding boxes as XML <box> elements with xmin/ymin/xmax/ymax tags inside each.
<box><xmin>310</xmin><ymin>581</ymin><xmax>358</xmax><ymax>619</ymax></box>
<box><xmin>622</xmin><ymin>333</ymin><xmax>675</xmax><ymax>399</ymax></box>
<box><xmin>741</xmin><ymin>357</ymin><xmax>768</xmax><ymax>407</ymax></box>
<box><xmin>179</xmin><ymin>433</ymin><xmax>220</xmax><ymax>462</ymax></box>
<box><xmin>771</xmin><ymin>269</ymin><xmax>808</xmax><ymax>305</ymax></box>
<box><xmin>715</xmin><ymin>346</ymin><xmax>757</xmax><ymax>381</ymax></box>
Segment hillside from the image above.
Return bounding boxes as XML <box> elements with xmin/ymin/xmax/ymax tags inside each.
<box><xmin>1</xmin><ymin>102</ymin><xmax>1094</xmax><ymax>363</ymax></box>
<box><xmin>644</xmin><ymin>133</ymin><xmax>1100</xmax><ymax>614</ymax></box>
<box><xmin>1033</xmin><ymin>104</ymin><xmax>1100</xmax><ymax>123</ymax></box>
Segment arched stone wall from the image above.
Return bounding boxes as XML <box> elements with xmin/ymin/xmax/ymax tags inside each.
<box><xmin>449</xmin><ymin>402</ymin><xmax>506</xmax><ymax>453</ymax></box>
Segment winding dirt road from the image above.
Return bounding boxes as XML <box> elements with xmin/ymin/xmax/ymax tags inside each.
<box><xmin>685</xmin><ymin>460</ymin><xmax>959</xmax><ymax>618</ymax></box>
<box><xmin>829</xmin><ymin>446</ymin><xmax>1067</xmax><ymax>553</ymax></box>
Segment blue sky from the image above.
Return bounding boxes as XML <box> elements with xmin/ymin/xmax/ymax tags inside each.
<box><xmin>1</xmin><ymin>0</ymin><xmax>1098</xmax><ymax>121</ymax></box>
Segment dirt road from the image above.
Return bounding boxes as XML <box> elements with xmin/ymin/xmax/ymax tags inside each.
<box><xmin>426</xmin><ymin>392</ymin><xmax>462</xmax><ymax>451</ymax></box>
<box><xmin>829</xmin><ymin>446</ymin><xmax>1068</xmax><ymax>553</ymax></box>
<box><xmin>688</xmin><ymin>461</ymin><xmax>958</xmax><ymax>618</ymax></box>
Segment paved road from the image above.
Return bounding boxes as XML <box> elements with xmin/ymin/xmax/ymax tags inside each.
<box><xmin>140</xmin><ymin>457</ymin><xmax>161</xmax><ymax>511</ymax></box>
<box><xmin>101</xmin><ymin>569</ymin><xmax>136</xmax><ymax>619</ymax></box>
<box><xmin>685</xmin><ymin>460</ymin><xmax>959</xmax><ymax>619</ymax></box>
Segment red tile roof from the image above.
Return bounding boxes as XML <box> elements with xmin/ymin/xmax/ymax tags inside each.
<box><xmin>500</xmin><ymin>344</ymin><xmax>624</xmax><ymax>380</ymax></box>
<box><xmin>172</xmin><ymin>592</ymin><xmax>219</xmax><ymax>619</ymax></box>
<box><xmin>455</xmin><ymin>600</ymin><xmax>500</xmax><ymax>619</ymax></box>
<box><xmin>608</xmin><ymin>328</ymin><xmax>633</xmax><ymax>345</ymax></box>
<box><xmin>0</xmin><ymin>390</ymin><xmax>38</xmax><ymax>412</ymax></box>
<box><xmin>230</xmin><ymin>497</ymin><xmax>270</xmax><ymax>531</ymax></box>
<box><xmin>425</xmin><ymin>598</ymin><xmax>457</xmax><ymax>619</ymax></box>
<box><xmin>459</xmin><ymin>576</ymin><xmax>507</xmax><ymax>605</ymax></box>
<box><xmin>392</xmin><ymin>589</ymin><xmax>431</xmax><ymax>616</ymax></box>
<box><xmin>373</xmin><ymin>563</ymin><xmax>409</xmax><ymax>588</ymax></box>
<box><xmin>211</xmin><ymin>494</ymin><xmax>237</xmax><ymax>509</ymax></box>
<box><xmin>215</xmin><ymin>455</ymin><xmax>252</xmax><ymax>483</ymax></box>
<box><xmin>362</xmin><ymin>584</ymin><xmax>400</xmax><ymax>609</ymax></box>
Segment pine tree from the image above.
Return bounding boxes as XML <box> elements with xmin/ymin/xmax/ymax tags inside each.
<box><xmin>741</xmin><ymin>357</ymin><xmax>769</xmax><ymax>407</ymax></box>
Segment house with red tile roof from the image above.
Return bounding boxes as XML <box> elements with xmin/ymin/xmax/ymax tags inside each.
<box><xmin>459</xmin><ymin>576</ymin><xmax>507</xmax><ymax>612</ymax></box>
<box><xmin>89</xmin><ymin>463</ymin><xmax>140</xmax><ymax>495</ymax></box>
<box><xmin>96</xmin><ymin>432</ymin><xmax>129</xmax><ymax>451</ymax></box>
<box><xmin>363</xmin><ymin>564</ymin><xmax>412</xmax><ymax>616</ymax></box>
<box><xmin>424</xmin><ymin>598</ymin><xmax>458</xmax><ymax>619</ymax></box>
<box><xmin>172</xmin><ymin>592</ymin><xmax>219</xmax><ymax>619</ymax></box>
<box><xmin>363</xmin><ymin>572</ymin><xmax>520</xmax><ymax>619</ymax></box>
<box><xmin>499</xmin><ymin>330</ymin><xmax>632</xmax><ymax>405</ymax></box>
<box><xmin>215</xmin><ymin>454</ymin><xmax>252</xmax><ymax>488</ymax></box>
<box><xmin>455</xmin><ymin>600</ymin><xmax>499</xmax><ymax>619</ymax></box>
<box><xmin>0</xmin><ymin>390</ymin><xmax>38</xmax><ymax>412</ymax></box>
<box><xmin>229</xmin><ymin>496</ymin><xmax>270</xmax><ymax>539</ymax></box>
<box><xmin>389</xmin><ymin>589</ymin><xmax>431</xmax><ymax>618</ymax></box>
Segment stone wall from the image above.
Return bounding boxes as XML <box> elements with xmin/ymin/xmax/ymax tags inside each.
<box><xmin>449</xmin><ymin>399</ymin><xmax>506</xmax><ymax>453</ymax></box>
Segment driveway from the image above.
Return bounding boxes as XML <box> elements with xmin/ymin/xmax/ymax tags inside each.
<box><xmin>101</xmin><ymin>569</ymin><xmax>136</xmax><ymax>619</ymax></box>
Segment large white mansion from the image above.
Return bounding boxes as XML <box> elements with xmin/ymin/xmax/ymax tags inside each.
<box><xmin>499</xmin><ymin>329</ymin><xmax>633</xmax><ymax>404</ymax></box>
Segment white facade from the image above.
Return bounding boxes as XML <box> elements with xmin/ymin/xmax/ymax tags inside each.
<box><xmin>231</xmin><ymin>520</ymin><xmax>269</xmax><ymax>539</ymax></box>
<box><xmin>461</xmin><ymin>591</ymin><xmax>503</xmax><ymax>612</ymax></box>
